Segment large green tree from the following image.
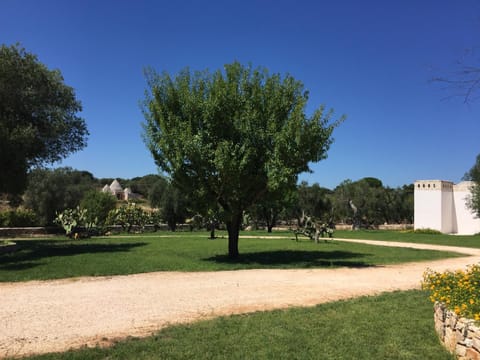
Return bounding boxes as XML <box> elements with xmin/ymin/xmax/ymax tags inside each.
<box><xmin>330</xmin><ymin>178</ymin><xmax>385</xmax><ymax>227</ymax></box>
<box><xmin>0</xmin><ymin>44</ymin><xmax>88</xmax><ymax>195</ymax></box>
<box><xmin>159</xmin><ymin>183</ymin><xmax>189</xmax><ymax>231</ymax></box>
<box><xmin>142</xmin><ymin>62</ymin><xmax>343</xmax><ymax>258</ymax></box>
<box><xmin>24</xmin><ymin>167</ymin><xmax>95</xmax><ymax>225</ymax></box>
<box><xmin>297</xmin><ymin>181</ymin><xmax>333</xmax><ymax>221</ymax></box>
<box><xmin>330</xmin><ymin>178</ymin><xmax>413</xmax><ymax>226</ymax></box>
<box><xmin>464</xmin><ymin>154</ymin><xmax>480</xmax><ymax>218</ymax></box>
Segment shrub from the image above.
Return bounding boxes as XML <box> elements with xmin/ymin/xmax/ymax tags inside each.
<box><xmin>414</xmin><ymin>228</ymin><xmax>442</xmax><ymax>235</ymax></box>
<box><xmin>422</xmin><ymin>265</ymin><xmax>480</xmax><ymax>321</ymax></box>
<box><xmin>0</xmin><ymin>209</ymin><xmax>38</xmax><ymax>227</ymax></box>
<box><xmin>54</xmin><ymin>207</ymin><xmax>96</xmax><ymax>238</ymax></box>
<box><xmin>80</xmin><ymin>190</ymin><xmax>117</xmax><ymax>226</ymax></box>
<box><xmin>106</xmin><ymin>203</ymin><xmax>149</xmax><ymax>233</ymax></box>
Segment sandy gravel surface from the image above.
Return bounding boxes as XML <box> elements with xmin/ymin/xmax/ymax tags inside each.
<box><xmin>1</xmin><ymin>238</ymin><xmax>480</xmax><ymax>358</ymax></box>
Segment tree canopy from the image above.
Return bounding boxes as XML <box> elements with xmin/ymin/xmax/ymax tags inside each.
<box><xmin>142</xmin><ymin>62</ymin><xmax>344</xmax><ymax>257</ymax></box>
<box><xmin>464</xmin><ymin>154</ymin><xmax>480</xmax><ymax>218</ymax></box>
<box><xmin>0</xmin><ymin>44</ymin><xmax>88</xmax><ymax>195</ymax></box>
<box><xmin>329</xmin><ymin>178</ymin><xmax>413</xmax><ymax>227</ymax></box>
<box><xmin>24</xmin><ymin>167</ymin><xmax>96</xmax><ymax>225</ymax></box>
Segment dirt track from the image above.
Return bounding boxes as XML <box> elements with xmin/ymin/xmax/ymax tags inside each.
<box><xmin>1</xmin><ymin>238</ymin><xmax>480</xmax><ymax>358</ymax></box>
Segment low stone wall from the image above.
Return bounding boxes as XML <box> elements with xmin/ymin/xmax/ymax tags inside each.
<box><xmin>0</xmin><ymin>227</ymin><xmax>63</xmax><ymax>238</ymax></box>
<box><xmin>378</xmin><ymin>224</ymin><xmax>414</xmax><ymax>230</ymax></box>
<box><xmin>434</xmin><ymin>302</ymin><xmax>480</xmax><ymax>359</ymax></box>
<box><xmin>333</xmin><ymin>224</ymin><xmax>414</xmax><ymax>231</ymax></box>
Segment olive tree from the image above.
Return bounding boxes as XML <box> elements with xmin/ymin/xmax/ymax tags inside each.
<box><xmin>464</xmin><ymin>154</ymin><xmax>480</xmax><ymax>218</ymax></box>
<box><xmin>0</xmin><ymin>44</ymin><xmax>88</xmax><ymax>195</ymax></box>
<box><xmin>24</xmin><ymin>167</ymin><xmax>95</xmax><ymax>225</ymax></box>
<box><xmin>142</xmin><ymin>62</ymin><xmax>344</xmax><ymax>258</ymax></box>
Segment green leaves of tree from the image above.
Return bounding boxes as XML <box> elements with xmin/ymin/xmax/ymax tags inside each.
<box><xmin>142</xmin><ymin>62</ymin><xmax>344</xmax><ymax>257</ymax></box>
<box><xmin>464</xmin><ymin>154</ymin><xmax>480</xmax><ymax>218</ymax></box>
<box><xmin>0</xmin><ymin>44</ymin><xmax>88</xmax><ymax>195</ymax></box>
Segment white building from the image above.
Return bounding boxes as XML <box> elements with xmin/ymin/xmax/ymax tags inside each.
<box><xmin>101</xmin><ymin>179</ymin><xmax>139</xmax><ymax>201</ymax></box>
<box><xmin>414</xmin><ymin>180</ymin><xmax>480</xmax><ymax>235</ymax></box>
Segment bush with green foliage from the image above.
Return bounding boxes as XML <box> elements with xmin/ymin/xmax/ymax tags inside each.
<box><xmin>106</xmin><ymin>203</ymin><xmax>149</xmax><ymax>233</ymax></box>
<box><xmin>413</xmin><ymin>228</ymin><xmax>442</xmax><ymax>235</ymax></box>
<box><xmin>148</xmin><ymin>210</ymin><xmax>163</xmax><ymax>231</ymax></box>
<box><xmin>80</xmin><ymin>190</ymin><xmax>117</xmax><ymax>226</ymax></box>
<box><xmin>0</xmin><ymin>209</ymin><xmax>38</xmax><ymax>227</ymax></box>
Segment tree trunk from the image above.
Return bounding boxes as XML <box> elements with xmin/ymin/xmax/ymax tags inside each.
<box><xmin>263</xmin><ymin>207</ymin><xmax>276</xmax><ymax>233</ymax></box>
<box><xmin>168</xmin><ymin>220</ymin><xmax>176</xmax><ymax>232</ymax></box>
<box><xmin>226</xmin><ymin>212</ymin><xmax>242</xmax><ymax>258</ymax></box>
<box><xmin>209</xmin><ymin>221</ymin><xmax>216</xmax><ymax>239</ymax></box>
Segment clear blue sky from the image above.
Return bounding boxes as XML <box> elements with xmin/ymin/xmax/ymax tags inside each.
<box><xmin>2</xmin><ymin>0</ymin><xmax>479</xmax><ymax>189</ymax></box>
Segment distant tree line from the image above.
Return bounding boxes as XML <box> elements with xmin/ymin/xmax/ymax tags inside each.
<box><xmin>246</xmin><ymin>177</ymin><xmax>413</xmax><ymax>231</ymax></box>
<box><xmin>0</xmin><ymin>166</ymin><xmax>414</xmax><ymax>232</ymax></box>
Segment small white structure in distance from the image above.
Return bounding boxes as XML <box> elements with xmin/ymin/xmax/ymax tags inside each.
<box><xmin>414</xmin><ymin>180</ymin><xmax>480</xmax><ymax>235</ymax></box>
<box><xmin>101</xmin><ymin>179</ymin><xmax>139</xmax><ymax>201</ymax></box>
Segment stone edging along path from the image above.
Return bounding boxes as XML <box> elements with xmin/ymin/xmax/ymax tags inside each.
<box><xmin>1</xmin><ymin>238</ymin><xmax>480</xmax><ymax>358</ymax></box>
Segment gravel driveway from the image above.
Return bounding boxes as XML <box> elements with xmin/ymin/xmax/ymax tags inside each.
<box><xmin>1</xmin><ymin>238</ymin><xmax>480</xmax><ymax>358</ymax></box>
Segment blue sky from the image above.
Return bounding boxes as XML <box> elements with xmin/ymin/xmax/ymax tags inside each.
<box><xmin>1</xmin><ymin>0</ymin><xmax>479</xmax><ymax>189</ymax></box>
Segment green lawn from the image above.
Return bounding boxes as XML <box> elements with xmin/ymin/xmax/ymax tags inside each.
<box><xmin>18</xmin><ymin>290</ymin><xmax>453</xmax><ymax>360</ymax></box>
<box><xmin>333</xmin><ymin>229</ymin><xmax>480</xmax><ymax>248</ymax></box>
<box><xmin>0</xmin><ymin>231</ymin><xmax>462</xmax><ymax>282</ymax></box>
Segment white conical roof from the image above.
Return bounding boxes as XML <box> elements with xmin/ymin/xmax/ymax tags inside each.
<box><xmin>102</xmin><ymin>184</ymin><xmax>110</xmax><ymax>193</ymax></box>
<box><xmin>110</xmin><ymin>179</ymin><xmax>123</xmax><ymax>192</ymax></box>
<box><xmin>124</xmin><ymin>187</ymin><xmax>132</xmax><ymax>194</ymax></box>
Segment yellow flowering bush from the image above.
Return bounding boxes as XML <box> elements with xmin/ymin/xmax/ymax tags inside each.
<box><xmin>422</xmin><ymin>264</ymin><xmax>480</xmax><ymax>321</ymax></box>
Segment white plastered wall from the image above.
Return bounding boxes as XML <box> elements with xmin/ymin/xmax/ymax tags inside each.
<box><xmin>414</xmin><ymin>180</ymin><xmax>444</xmax><ymax>232</ymax></box>
<box><xmin>441</xmin><ymin>181</ymin><xmax>455</xmax><ymax>233</ymax></box>
<box><xmin>414</xmin><ymin>180</ymin><xmax>480</xmax><ymax>235</ymax></box>
<box><xmin>453</xmin><ymin>181</ymin><xmax>480</xmax><ymax>235</ymax></box>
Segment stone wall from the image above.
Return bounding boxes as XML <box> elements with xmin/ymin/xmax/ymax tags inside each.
<box><xmin>377</xmin><ymin>224</ymin><xmax>414</xmax><ymax>230</ymax></box>
<box><xmin>0</xmin><ymin>227</ymin><xmax>62</xmax><ymax>238</ymax></box>
<box><xmin>333</xmin><ymin>224</ymin><xmax>413</xmax><ymax>231</ymax></box>
<box><xmin>434</xmin><ymin>302</ymin><xmax>480</xmax><ymax>359</ymax></box>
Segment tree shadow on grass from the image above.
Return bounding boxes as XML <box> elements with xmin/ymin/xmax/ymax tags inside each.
<box><xmin>0</xmin><ymin>240</ymin><xmax>147</xmax><ymax>271</ymax></box>
<box><xmin>204</xmin><ymin>250</ymin><xmax>372</xmax><ymax>268</ymax></box>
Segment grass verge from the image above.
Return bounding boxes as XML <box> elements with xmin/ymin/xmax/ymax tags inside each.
<box><xmin>18</xmin><ymin>290</ymin><xmax>453</xmax><ymax>360</ymax></box>
<box><xmin>0</xmin><ymin>232</ymin><xmax>462</xmax><ymax>282</ymax></box>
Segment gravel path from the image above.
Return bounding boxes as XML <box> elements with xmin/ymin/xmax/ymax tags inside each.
<box><xmin>1</xmin><ymin>238</ymin><xmax>480</xmax><ymax>358</ymax></box>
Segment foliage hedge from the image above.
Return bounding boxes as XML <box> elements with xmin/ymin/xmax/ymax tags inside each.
<box><xmin>0</xmin><ymin>209</ymin><xmax>38</xmax><ymax>227</ymax></box>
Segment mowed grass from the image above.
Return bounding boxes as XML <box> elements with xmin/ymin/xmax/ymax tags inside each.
<box><xmin>333</xmin><ymin>229</ymin><xmax>480</xmax><ymax>248</ymax></box>
<box><xmin>0</xmin><ymin>231</ymin><xmax>462</xmax><ymax>282</ymax></box>
<box><xmin>19</xmin><ymin>290</ymin><xmax>454</xmax><ymax>360</ymax></box>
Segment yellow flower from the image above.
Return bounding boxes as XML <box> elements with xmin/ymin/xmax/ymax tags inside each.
<box><xmin>470</xmin><ymin>299</ymin><xmax>475</xmax><ymax>305</ymax></box>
